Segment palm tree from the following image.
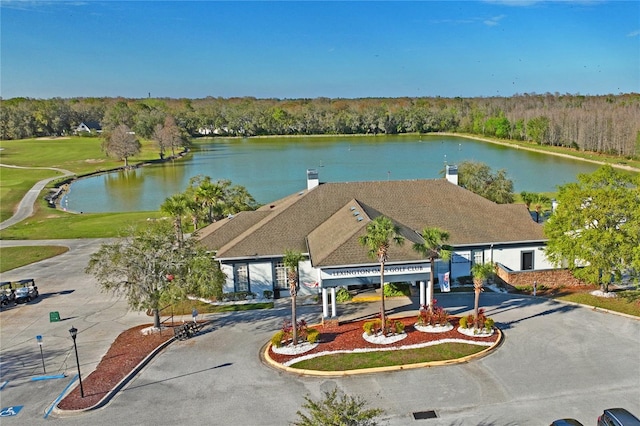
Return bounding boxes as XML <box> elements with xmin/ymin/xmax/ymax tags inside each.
<box><xmin>358</xmin><ymin>216</ymin><xmax>404</xmax><ymax>332</ymax></box>
<box><xmin>533</xmin><ymin>194</ymin><xmax>551</xmax><ymax>223</ymax></box>
<box><xmin>412</xmin><ymin>227</ymin><xmax>452</xmax><ymax>312</ymax></box>
<box><xmin>195</xmin><ymin>179</ymin><xmax>225</xmax><ymax>224</ymax></box>
<box><xmin>160</xmin><ymin>193</ymin><xmax>189</xmax><ymax>243</ymax></box>
<box><xmin>470</xmin><ymin>262</ymin><xmax>495</xmax><ymax>330</ymax></box>
<box><xmin>283</xmin><ymin>250</ymin><xmax>304</xmax><ymax>346</ymax></box>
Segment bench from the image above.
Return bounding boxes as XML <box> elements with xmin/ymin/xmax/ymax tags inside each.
<box><xmin>173</xmin><ymin>322</ymin><xmax>203</xmax><ymax>340</ymax></box>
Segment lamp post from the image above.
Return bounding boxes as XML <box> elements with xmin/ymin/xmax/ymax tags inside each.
<box><xmin>69</xmin><ymin>326</ymin><xmax>84</xmax><ymax>398</ymax></box>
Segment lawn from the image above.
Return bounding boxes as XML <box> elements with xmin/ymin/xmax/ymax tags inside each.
<box><xmin>0</xmin><ymin>245</ymin><xmax>69</xmax><ymax>272</ymax></box>
<box><xmin>289</xmin><ymin>342</ymin><xmax>485</xmax><ymax>371</ymax></box>
<box><xmin>0</xmin><ymin>203</ymin><xmax>164</xmax><ymax>240</ymax></box>
<box><xmin>554</xmin><ymin>290</ymin><xmax>640</xmax><ymax>317</ymax></box>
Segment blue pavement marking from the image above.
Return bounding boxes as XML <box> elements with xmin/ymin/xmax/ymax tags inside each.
<box><xmin>0</xmin><ymin>405</ymin><xmax>24</xmax><ymax>417</ymax></box>
<box><xmin>44</xmin><ymin>374</ymin><xmax>78</xmax><ymax>419</ymax></box>
<box><xmin>31</xmin><ymin>374</ymin><xmax>66</xmax><ymax>381</ymax></box>
<box><xmin>0</xmin><ymin>381</ymin><xmax>8</xmax><ymax>391</ymax></box>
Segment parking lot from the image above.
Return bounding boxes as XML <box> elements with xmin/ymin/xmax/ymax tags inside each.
<box><xmin>1</xmin><ymin>239</ymin><xmax>639</xmax><ymax>425</ymax></box>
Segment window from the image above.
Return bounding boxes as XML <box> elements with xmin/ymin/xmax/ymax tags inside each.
<box><xmin>234</xmin><ymin>263</ymin><xmax>249</xmax><ymax>292</ymax></box>
<box><xmin>472</xmin><ymin>250</ymin><xmax>484</xmax><ymax>266</ymax></box>
<box><xmin>521</xmin><ymin>251</ymin><xmax>534</xmax><ymax>270</ymax></box>
<box><xmin>274</xmin><ymin>262</ymin><xmax>289</xmax><ymax>290</ymax></box>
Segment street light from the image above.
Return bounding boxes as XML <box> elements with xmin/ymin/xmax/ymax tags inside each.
<box><xmin>69</xmin><ymin>326</ymin><xmax>84</xmax><ymax>398</ymax></box>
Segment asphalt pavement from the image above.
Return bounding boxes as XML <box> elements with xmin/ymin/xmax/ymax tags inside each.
<box><xmin>0</xmin><ymin>184</ymin><xmax>639</xmax><ymax>425</ymax></box>
<box><xmin>1</xmin><ymin>241</ymin><xmax>639</xmax><ymax>426</ymax></box>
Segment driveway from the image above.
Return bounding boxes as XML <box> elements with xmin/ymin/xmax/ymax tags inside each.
<box><xmin>1</xmin><ymin>240</ymin><xmax>639</xmax><ymax>425</ymax></box>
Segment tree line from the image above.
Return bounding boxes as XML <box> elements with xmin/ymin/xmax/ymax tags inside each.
<box><xmin>1</xmin><ymin>93</ymin><xmax>639</xmax><ymax>158</ymax></box>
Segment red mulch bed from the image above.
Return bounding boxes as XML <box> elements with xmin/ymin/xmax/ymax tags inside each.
<box><xmin>57</xmin><ymin>324</ymin><xmax>175</xmax><ymax>411</ymax></box>
<box><xmin>267</xmin><ymin>316</ymin><xmax>499</xmax><ymax>365</ymax></box>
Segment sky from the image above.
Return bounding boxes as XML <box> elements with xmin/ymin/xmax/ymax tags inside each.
<box><xmin>1</xmin><ymin>0</ymin><xmax>638</xmax><ymax>100</ymax></box>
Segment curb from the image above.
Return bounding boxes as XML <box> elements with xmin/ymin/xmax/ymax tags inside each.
<box><xmin>262</xmin><ymin>325</ymin><xmax>503</xmax><ymax>377</ymax></box>
<box><xmin>49</xmin><ymin>336</ymin><xmax>177</xmax><ymax>417</ymax></box>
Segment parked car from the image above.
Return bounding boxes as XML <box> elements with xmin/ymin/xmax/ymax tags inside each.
<box><xmin>1</xmin><ymin>281</ymin><xmax>15</xmax><ymax>306</ymax></box>
<box><xmin>550</xmin><ymin>419</ymin><xmax>583</xmax><ymax>426</ymax></box>
<box><xmin>598</xmin><ymin>408</ymin><xmax>640</xmax><ymax>426</ymax></box>
<box><xmin>14</xmin><ymin>279</ymin><xmax>38</xmax><ymax>303</ymax></box>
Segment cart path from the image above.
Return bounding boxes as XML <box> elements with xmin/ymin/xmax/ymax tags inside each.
<box><xmin>0</xmin><ymin>164</ymin><xmax>75</xmax><ymax>231</ymax></box>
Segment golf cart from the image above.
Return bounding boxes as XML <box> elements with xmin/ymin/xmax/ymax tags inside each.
<box><xmin>14</xmin><ymin>279</ymin><xmax>38</xmax><ymax>303</ymax></box>
<box><xmin>1</xmin><ymin>281</ymin><xmax>15</xmax><ymax>306</ymax></box>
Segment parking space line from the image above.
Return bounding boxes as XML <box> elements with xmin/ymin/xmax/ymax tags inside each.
<box><xmin>44</xmin><ymin>374</ymin><xmax>77</xmax><ymax>419</ymax></box>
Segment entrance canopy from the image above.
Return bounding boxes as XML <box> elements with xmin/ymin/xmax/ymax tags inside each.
<box><xmin>319</xmin><ymin>262</ymin><xmax>431</xmax><ymax>288</ymax></box>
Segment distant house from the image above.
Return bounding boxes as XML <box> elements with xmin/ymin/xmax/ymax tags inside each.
<box><xmin>75</xmin><ymin>121</ymin><xmax>102</xmax><ymax>134</ymax></box>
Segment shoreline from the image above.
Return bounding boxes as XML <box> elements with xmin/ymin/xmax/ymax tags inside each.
<box><xmin>434</xmin><ymin>132</ymin><xmax>640</xmax><ymax>173</ymax></box>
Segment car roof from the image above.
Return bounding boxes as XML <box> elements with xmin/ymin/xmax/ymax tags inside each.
<box><xmin>551</xmin><ymin>419</ymin><xmax>584</xmax><ymax>426</ymax></box>
<box><xmin>605</xmin><ymin>408</ymin><xmax>640</xmax><ymax>425</ymax></box>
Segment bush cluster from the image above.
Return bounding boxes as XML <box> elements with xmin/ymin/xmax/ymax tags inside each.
<box><xmin>363</xmin><ymin>318</ymin><xmax>405</xmax><ymax>336</ymax></box>
<box><xmin>416</xmin><ymin>301</ymin><xmax>450</xmax><ymax>326</ymax></box>
<box><xmin>383</xmin><ymin>282</ymin><xmax>411</xmax><ymax>297</ymax></box>
<box><xmin>335</xmin><ymin>287</ymin><xmax>352</xmax><ymax>303</ymax></box>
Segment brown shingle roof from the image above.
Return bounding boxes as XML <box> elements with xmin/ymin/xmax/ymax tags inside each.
<box><xmin>197</xmin><ymin>178</ymin><xmax>546</xmax><ymax>266</ymax></box>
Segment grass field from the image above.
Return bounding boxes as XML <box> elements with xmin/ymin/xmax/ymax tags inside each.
<box><xmin>0</xmin><ymin>245</ymin><xmax>69</xmax><ymax>273</ymax></box>
<box><xmin>290</xmin><ymin>342</ymin><xmax>485</xmax><ymax>371</ymax></box>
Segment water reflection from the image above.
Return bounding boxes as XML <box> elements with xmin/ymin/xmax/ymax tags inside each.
<box><xmin>62</xmin><ymin>135</ymin><xmax>600</xmax><ymax>213</ymax></box>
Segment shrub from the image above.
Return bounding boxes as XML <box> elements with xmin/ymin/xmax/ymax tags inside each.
<box><xmin>383</xmin><ymin>282</ymin><xmax>411</xmax><ymax>297</ymax></box>
<box><xmin>395</xmin><ymin>321</ymin><xmax>405</xmax><ymax>334</ymax></box>
<box><xmin>271</xmin><ymin>331</ymin><xmax>285</xmax><ymax>348</ymax></box>
<box><xmin>457</xmin><ymin>275</ymin><xmax>473</xmax><ymax>285</ymax></box>
<box><xmin>307</xmin><ymin>328</ymin><xmax>320</xmax><ymax>344</ymax></box>
<box><xmin>363</xmin><ymin>321</ymin><xmax>376</xmax><ymax>335</ymax></box>
<box><xmin>263</xmin><ymin>290</ymin><xmax>273</xmax><ymax>299</ymax></box>
<box><xmin>281</xmin><ymin>319</ymin><xmax>309</xmax><ymax>344</ymax></box>
<box><xmin>466</xmin><ymin>314</ymin><xmax>475</xmax><ymax>328</ymax></box>
<box><xmin>336</xmin><ymin>287</ymin><xmax>352</xmax><ymax>303</ymax></box>
<box><xmin>459</xmin><ymin>316</ymin><xmax>467</xmax><ymax>329</ymax></box>
<box><xmin>416</xmin><ymin>302</ymin><xmax>449</xmax><ymax>326</ymax></box>
<box><xmin>293</xmin><ymin>389</ymin><xmax>385</xmax><ymax>426</ymax></box>
<box><xmin>484</xmin><ymin>317</ymin><xmax>495</xmax><ymax>332</ymax></box>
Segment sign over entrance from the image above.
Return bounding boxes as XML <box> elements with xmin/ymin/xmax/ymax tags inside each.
<box><xmin>321</xmin><ymin>263</ymin><xmax>430</xmax><ymax>282</ymax></box>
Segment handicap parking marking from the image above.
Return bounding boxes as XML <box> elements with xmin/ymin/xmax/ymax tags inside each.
<box><xmin>0</xmin><ymin>405</ymin><xmax>24</xmax><ymax>417</ymax></box>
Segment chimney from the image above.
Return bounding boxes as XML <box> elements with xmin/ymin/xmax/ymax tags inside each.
<box><xmin>307</xmin><ymin>169</ymin><xmax>319</xmax><ymax>190</ymax></box>
<box><xmin>445</xmin><ymin>165</ymin><xmax>458</xmax><ymax>185</ymax></box>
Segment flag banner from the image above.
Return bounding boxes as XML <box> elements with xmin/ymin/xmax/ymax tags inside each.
<box><xmin>438</xmin><ymin>272</ymin><xmax>451</xmax><ymax>292</ymax></box>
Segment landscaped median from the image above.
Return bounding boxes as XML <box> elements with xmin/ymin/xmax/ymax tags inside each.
<box><xmin>262</xmin><ymin>316</ymin><xmax>503</xmax><ymax>376</ymax></box>
<box><xmin>50</xmin><ymin>322</ymin><xmax>210</xmax><ymax>417</ymax></box>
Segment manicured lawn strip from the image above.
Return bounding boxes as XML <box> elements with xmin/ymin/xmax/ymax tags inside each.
<box><xmin>554</xmin><ymin>291</ymin><xmax>640</xmax><ymax>317</ymax></box>
<box><xmin>0</xmin><ymin>167</ymin><xmax>66</xmax><ymax>222</ymax></box>
<box><xmin>0</xmin><ymin>245</ymin><xmax>69</xmax><ymax>272</ymax></box>
<box><xmin>0</xmin><ymin>203</ymin><xmax>164</xmax><ymax>239</ymax></box>
<box><xmin>290</xmin><ymin>342</ymin><xmax>485</xmax><ymax>371</ymax></box>
<box><xmin>0</xmin><ymin>137</ymin><xmax>162</xmax><ymax>174</ymax></box>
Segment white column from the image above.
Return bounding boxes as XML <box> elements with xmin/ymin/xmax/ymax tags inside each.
<box><xmin>322</xmin><ymin>288</ymin><xmax>329</xmax><ymax>318</ymax></box>
<box><xmin>419</xmin><ymin>280</ymin><xmax>426</xmax><ymax>307</ymax></box>
<box><xmin>331</xmin><ymin>287</ymin><xmax>337</xmax><ymax>318</ymax></box>
<box><xmin>427</xmin><ymin>280</ymin><xmax>433</xmax><ymax>307</ymax></box>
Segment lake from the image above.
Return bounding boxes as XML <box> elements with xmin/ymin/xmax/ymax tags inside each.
<box><xmin>61</xmin><ymin>135</ymin><xmax>600</xmax><ymax>213</ymax></box>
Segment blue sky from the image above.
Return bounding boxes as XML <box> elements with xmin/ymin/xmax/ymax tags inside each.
<box><xmin>1</xmin><ymin>1</ymin><xmax>638</xmax><ymax>99</ymax></box>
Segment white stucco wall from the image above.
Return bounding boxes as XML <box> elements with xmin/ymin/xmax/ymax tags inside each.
<box><xmin>249</xmin><ymin>262</ymin><xmax>273</xmax><ymax>298</ymax></box>
<box><xmin>221</xmin><ymin>263</ymin><xmax>234</xmax><ymax>294</ymax></box>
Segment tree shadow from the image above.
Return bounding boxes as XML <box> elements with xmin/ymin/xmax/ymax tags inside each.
<box><xmin>123</xmin><ymin>362</ymin><xmax>233</xmax><ymax>391</ymax></box>
<box><xmin>0</xmin><ymin>344</ymin><xmax>71</xmax><ymax>382</ymax></box>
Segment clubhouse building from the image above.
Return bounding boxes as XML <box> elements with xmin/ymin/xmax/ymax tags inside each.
<box><xmin>197</xmin><ymin>168</ymin><xmax>554</xmax><ymax>318</ymax></box>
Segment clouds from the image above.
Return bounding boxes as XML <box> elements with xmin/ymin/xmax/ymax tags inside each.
<box><xmin>483</xmin><ymin>14</ymin><xmax>507</xmax><ymax>26</ymax></box>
